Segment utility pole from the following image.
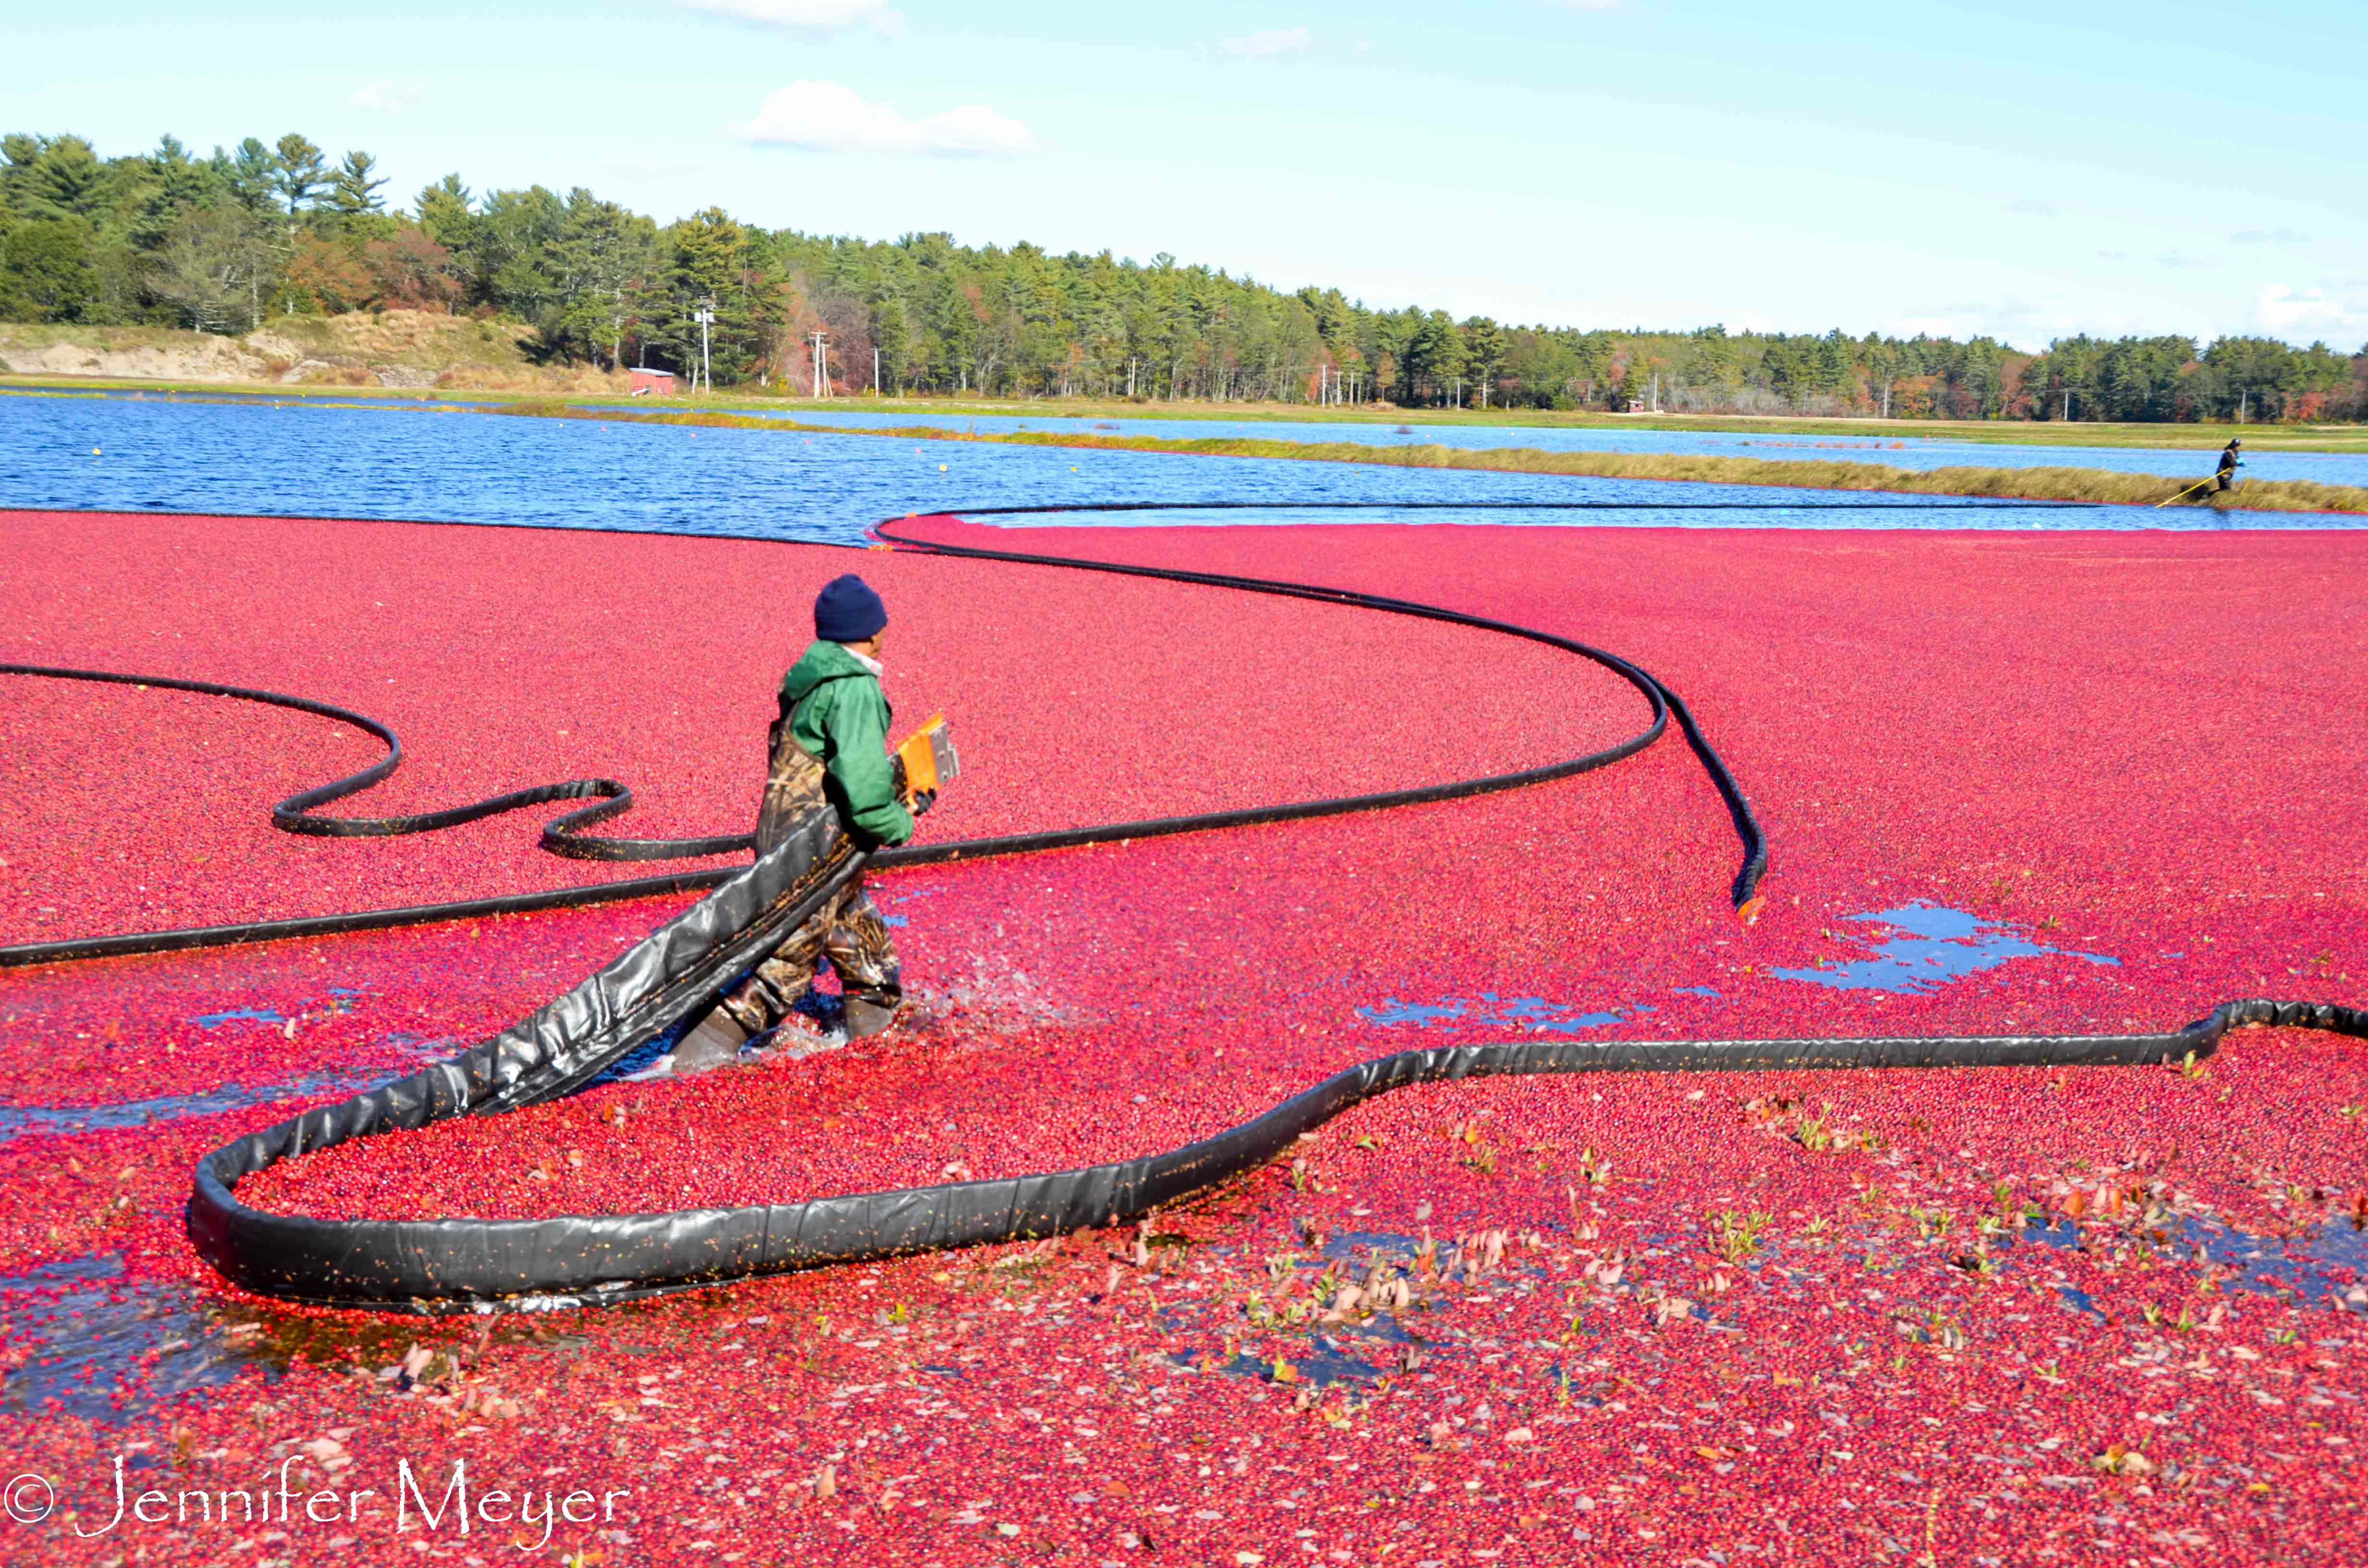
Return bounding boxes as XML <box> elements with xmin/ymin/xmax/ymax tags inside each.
<box><xmin>2238</xmin><ymin>388</ymin><xmax>2249</xmax><ymax>424</ymax></box>
<box><xmin>874</xmin><ymin>346</ymin><xmax>881</xmax><ymax>396</ymax></box>
<box><xmin>693</xmin><ymin>298</ymin><xmax>715</xmax><ymax>394</ymax></box>
<box><xmin>809</xmin><ymin>330</ymin><xmax>830</xmax><ymax>398</ymax></box>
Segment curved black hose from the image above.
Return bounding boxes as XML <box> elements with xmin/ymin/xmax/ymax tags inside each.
<box><xmin>872</xmin><ymin>512</ymin><xmax>1768</xmax><ymax>903</ymax></box>
<box><xmin>2</xmin><ymin>499</ymin><xmax>1769</xmax><ymax>967</ymax></box>
<box><xmin>0</xmin><ymin>663</ymin><xmax>747</xmax><ymax>864</ymax></box>
<box><xmin>188</xmin><ymin>997</ymin><xmax>2365</xmax><ymax>1314</ymax></box>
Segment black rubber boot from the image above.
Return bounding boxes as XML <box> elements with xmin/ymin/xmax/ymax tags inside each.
<box><xmin>841</xmin><ymin>996</ymin><xmax>899</xmax><ymax>1040</ymax></box>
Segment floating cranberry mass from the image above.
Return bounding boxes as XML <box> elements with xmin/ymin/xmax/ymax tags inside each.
<box><xmin>0</xmin><ymin>504</ymin><xmax>2361</xmax><ymax>1566</ymax></box>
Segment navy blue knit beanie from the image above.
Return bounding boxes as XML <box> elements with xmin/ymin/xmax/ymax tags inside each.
<box><xmin>814</xmin><ymin>574</ymin><xmax>888</xmax><ymax>642</ymax></box>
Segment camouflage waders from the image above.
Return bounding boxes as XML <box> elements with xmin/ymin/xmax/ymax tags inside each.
<box><xmin>715</xmin><ymin>709</ymin><xmax>904</xmax><ymax>1040</ymax></box>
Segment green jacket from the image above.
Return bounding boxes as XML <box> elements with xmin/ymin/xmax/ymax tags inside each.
<box><xmin>777</xmin><ymin>639</ymin><xmax>914</xmax><ymax>849</ymax></box>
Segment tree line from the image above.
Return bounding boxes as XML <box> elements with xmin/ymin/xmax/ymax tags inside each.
<box><xmin>4</xmin><ymin>128</ymin><xmax>2362</xmax><ymax>423</ymax></box>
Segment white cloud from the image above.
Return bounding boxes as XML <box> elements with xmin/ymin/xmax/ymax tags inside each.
<box><xmin>2257</xmin><ymin>284</ymin><xmax>2368</xmax><ymax>342</ymax></box>
<box><xmin>350</xmin><ymin>81</ymin><xmax>423</xmax><ymax>114</ymax></box>
<box><xmin>1221</xmin><ymin>25</ymin><xmax>1311</xmax><ymax>58</ymax></box>
<box><xmin>738</xmin><ymin>80</ymin><xmax>1034</xmax><ymax>156</ymax></box>
<box><xmin>679</xmin><ymin>0</ymin><xmax>900</xmax><ymax>33</ymax></box>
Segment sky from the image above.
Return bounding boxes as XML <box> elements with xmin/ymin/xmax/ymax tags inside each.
<box><xmin>6</xmin><ymin>0</ymin><xmax>2364</xmax><ymax>350</ymax></box>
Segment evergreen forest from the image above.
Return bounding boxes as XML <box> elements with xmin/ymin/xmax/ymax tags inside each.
<box><xmin>4</xmin><ymin>130</ymin><xmax>2361</xmax><ymax>423</ymax></box>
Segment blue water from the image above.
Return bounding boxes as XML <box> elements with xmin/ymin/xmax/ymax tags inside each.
<box><xmin>185</xmin><ymin>985</ymin><xmax>363</xmax><ymax>1031</ymax></box>
<box><xmin>187</xmin><ymin>1005</ymin><xmax>284</xmax><ymax>1029</ymax></box>
<box><xmin>1359</xmin><ymin>992</ymin><xmax>1633</xmax><ymax>1033</ymax></box>
<box><xmin>1771</xmin><ymin>903</ymin><xmax>2119</xmax><ymax>995</ymax></box>
<box><xmin>0</xmin><ymin>393</ymin><xmax>2343</xmax><ymax>541</ymax></box>
<box><xmin>2183</xmin><ymin>1215</ymin><xmax>2368</xmax><ymax>1313</ymax></box>
<box><xmin>762</xmin><ymin>404</ymin><xmax>2368</xmax><ymax>487</ymax></box>
<box><xmin>2024</xmin><ymin>1212</ymin><xmax>2366</xmax><ymax>1317</ymax></box>
<box><xmin>0</xmin><ymin>1066</ymin><xmax>395</xmax><ymax>1145</ymax></box>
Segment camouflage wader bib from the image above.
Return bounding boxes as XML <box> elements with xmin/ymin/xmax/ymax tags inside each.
<box><xmin>717</xmin><ymin>704</ymin><xmax>903</xmax><ymax>1038</ymax></box>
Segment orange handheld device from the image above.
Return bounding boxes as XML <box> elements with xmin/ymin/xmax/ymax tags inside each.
<box><xmin>894</xmin><ymin>714</ymin><xmax>959</xmax><ymax>799</ymax></box>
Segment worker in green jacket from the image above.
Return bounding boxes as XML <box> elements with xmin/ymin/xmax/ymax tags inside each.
<box><xmin>677</xmin><ymin>574</ymin><xmax>922</xmax><ymax>1065</ymax></box>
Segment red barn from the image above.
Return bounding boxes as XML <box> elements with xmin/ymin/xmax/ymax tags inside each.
<box><xmin>630</xmin><ymin>367</ymin><xmax>676</xmax><ymax>396</ymax></box>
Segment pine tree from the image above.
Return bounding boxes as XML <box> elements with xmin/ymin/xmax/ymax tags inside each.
<box><xmin>222</xmin><ymin>139</ymin><xmax>279</xmax><ymax>217</ymax></box>
<box><xmin>329</xmin><ymin>151</ymin><xmax>387</xmax><ymax>218</ymax></box>
<box><xmin>1464</xmin><ymin>317</ymin><xmax>1505</xmax><ymax>409</ymax></box>
<box><xmin>546</xmin><ymin>188</ymin><xmax>659</xmax><ymax>368</ymax></box>
<box><xmin>0</xmin><ymin>218</ymin><xmax>99</xmax><ymax>321</ymax></box>
<box><xmin>21</xmin><ymin>135</ymin><xmax>104</xmax><ymax>222</ymax></box>
<box><xmin>271</xmin><ymin>133</ymin><xmax>326</xmax><ymax>219</ymax></box>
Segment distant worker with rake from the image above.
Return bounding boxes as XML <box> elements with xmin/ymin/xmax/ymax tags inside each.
<box><xmin>678</xmin><ymin>574</ymin><xmax>932</xmax><ymax>1062</ymax></box>
<box><xmin>2217</xmin><ymin>438</ymin><xmax>2244</xmax><ymax>493</ymax></box>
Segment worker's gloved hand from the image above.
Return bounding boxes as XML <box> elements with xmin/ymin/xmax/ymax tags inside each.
<box><xmin>910</xmin><ymin>789</ymin><xmax>937</xmax><ymax>817</ymax></box>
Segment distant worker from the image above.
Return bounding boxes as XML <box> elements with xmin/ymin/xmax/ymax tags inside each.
<box><xmin>2216</xmin><ymin>438</ymin><xmax>2244</xmax><ymax>492</ymax></box>
<box><xmin>678</xmin><ymin>574</ymin><xmax>927</xmax><ymax>1063</ymax></box>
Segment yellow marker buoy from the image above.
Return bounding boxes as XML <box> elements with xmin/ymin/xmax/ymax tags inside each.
<box><xmin>92</xmin><ymin>448</ymin><xmax>102</xmax><ymax>456</ymax></box>
<box><xmin>939</xmin><ymin>464</ymin><xmax>948</xmax><ymax>472</ymax></box>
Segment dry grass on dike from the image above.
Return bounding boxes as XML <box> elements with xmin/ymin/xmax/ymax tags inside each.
<box><xmin>0</xmin><ymin>314</ymin><xmax>631</xmax><ymax>395</ymax></box>
<box><xmin>490</xmin><ymin>404</ymin><xmax>2368</xmax><ymax>514</ymax></box>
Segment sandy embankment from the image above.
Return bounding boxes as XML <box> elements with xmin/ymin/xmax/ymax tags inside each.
<box><xmin>0</xmin><ymin>311</ymin><xmax>626</xmax><ymax>392</ymax></box>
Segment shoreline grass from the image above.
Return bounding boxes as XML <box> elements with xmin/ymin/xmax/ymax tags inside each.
<box><xmin>6</xmin><ymin>372</ymin><xmax>2366</xmax><ymax>455</ymax></box>
<box><xmin>484</xmin><ymin>403</ymin><xmax>2368</xmax><ymax>515</ymax></box>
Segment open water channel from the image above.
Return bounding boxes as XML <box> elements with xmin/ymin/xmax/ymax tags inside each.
<box><xmin>3</xmin><ymin>392</ymin><xmax>2355</xmax><ymax>545</ymax></box>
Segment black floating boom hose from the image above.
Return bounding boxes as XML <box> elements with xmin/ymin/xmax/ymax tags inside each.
<box><xmin>2</xmin><ymin>501</ymin><xmax>2356</xmax><ymax>1314</ymax></box>
<box><xmin>1</xmin><ymin>500</ymin><xmax>1776</xmax><ymax>968</ymax></box>
<box><xmin>185</xmin><ymin>997</ymin><xmax>2365</xmax><ymax>1313</ymax></box>
<box><xmin>872</xmin><ymin>511</ymin><xmax>1768</xmax><ymax>904</ymax></box>
<box><xmin>0</xmin><ymin>664</ymin><xmax>750</xmax><ymax>862</ymax></box>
